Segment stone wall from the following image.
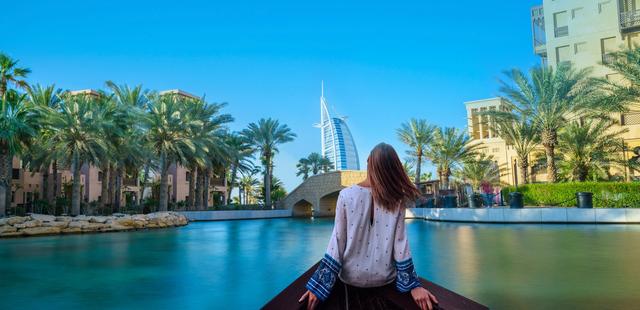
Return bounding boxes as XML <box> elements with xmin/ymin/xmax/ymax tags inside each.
<box><xmin>0</xmin><ymin>212</ymin><xmax>189</xmax><ymax>238</ymax></box>
<box><xmin>282</xmin><ymin>170</ymin><xmax>367</xmax><ymax>217</ymax></box>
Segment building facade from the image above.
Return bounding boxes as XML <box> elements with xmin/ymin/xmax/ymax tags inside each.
<box><xmin>467</xmin><ymin>0</ymin><xmax>640</xmax><ymax>185</ymax></box>
<box><xmin>318</xmin><ymin>82</ymin><xmax>360</xmax><ymax>171</ymax></box>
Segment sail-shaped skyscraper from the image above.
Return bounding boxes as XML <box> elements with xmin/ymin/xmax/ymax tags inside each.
<box><xmin>319</xmin><ymin>82</ymin><xmax>360</xmax><ymax>171</ymax></box>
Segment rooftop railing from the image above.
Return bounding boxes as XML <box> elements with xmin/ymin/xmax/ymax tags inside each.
<box><xmin>620</xmin><ymin>9</ymin><xmax>640</xmax><ymax>30</ymax></box>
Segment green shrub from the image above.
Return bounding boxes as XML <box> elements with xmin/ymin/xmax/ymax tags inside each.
<box><xmin>502</xmin><ymin>182</ymin><xmax>640</xmax><ymax>208</ymax></box>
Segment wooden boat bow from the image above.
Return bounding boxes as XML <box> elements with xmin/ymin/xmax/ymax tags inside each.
<box><xmin>263</xmin><ymin>262</ymin><xmax>489</xmax><ymax>309</ymax></box>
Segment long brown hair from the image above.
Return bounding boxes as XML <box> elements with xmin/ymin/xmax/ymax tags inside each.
<box><xmin>367</xmin><ymin>143</ymin><xmax>420</xmax><ymax>210</ymax></box>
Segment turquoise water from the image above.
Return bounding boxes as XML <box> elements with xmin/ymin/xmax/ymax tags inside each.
<box><xmin>1</xmin><ymin>219</ymin><xmax>640</xmax><ymax>309</ymax></box>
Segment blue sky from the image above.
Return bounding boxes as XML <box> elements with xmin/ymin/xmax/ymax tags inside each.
<box><xmin>3</xmin><ymin>0</ymin><xmax>541</xmax><ymax>190</ymax></box>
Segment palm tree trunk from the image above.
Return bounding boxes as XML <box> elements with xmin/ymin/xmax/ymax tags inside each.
<box><xmin>239</xmin><ymin>188</ymin><xmax>243</xmax><ymax>205</ymax></box>
<box><xmin>139</xmin><ymin>161</ymin><xmax>150</xmax><ymax>206</ymax></box>
<box><xmin>265</xmin><ymin>154</ymin><xmax>272</xmax><ymax>207</ymax></box>
<box><xmin>203</xmin><ymin>168</ymin><xmax>210</xmax><ymax>209</ymax></box>
<box><xmin>108</xmin><ymin>163</ymin><xmax>116</xmax><ymax>205</ymax></box>
<box><xmin>519</xmin><ymin>156</ymin><xmax>529</xmax><ymax>185</ymax></box>
<box><xmin>188</xmin><ymin>166</ymin><xmax>196</xmax><ymax>210</ymax></box>
<box><xmin>2</xmin><ymin>153</ymin><xmax>12</xmax><ymax>213</ymax></box>
<box><xmin>228</xmin><ymin>163</ymin><xmax>238</xmax><ymax>205</ymax></box>
<box><xmin>159</xmin><ymin>155</ymin><xmax>169</xmax><ymax>212</ymax></box>
<box><xmin>414</xmin><ymin>151</ymin><xmax>422</xmax><ymax>185</ymax></box>
<box><xmin>0</xmin><ymin>151</ymin><xmax>9</xmax><ymax>217</ymax></box>
<box><xmin>52</xmin><ymin>160</ymin><xmax>58</xmax><ymax>197</ymax></box>
<box><xmin>42</xmin><ymin>167</ymin><xmax>50</xmax><ymax>205</ymax></box>
<box><xmin>542</xmin><ymin>130</ymin><xmax>558</xmax><ymax>183</ymax></box>
<box><xmin>195</xmin><ymin>169</ymin><xmax>204</xmax><ymax>210</ymax></box>
<box><xmin>71</xmin><ymin>154</ymin><xmax>82</xmax><ymax>216</ymax></box>
<box><xmin>100</xmin><ymin>164</ymin><xmax>110</xmax><ymax>209</ymax></box>
<box><xmin>114</xmin><ymin>167</ymin><xmax>123</xmax><ymax>212</ymax></box>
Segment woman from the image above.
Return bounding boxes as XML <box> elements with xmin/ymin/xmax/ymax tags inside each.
<box><xmin>299</xmin><ymin>143</ymin><xmax>439</xmax><ymax>310</ymax></box>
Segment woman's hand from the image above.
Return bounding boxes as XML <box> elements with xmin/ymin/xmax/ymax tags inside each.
<box><xmin>410</xmin><ymin>287</ymin><xmax>438</xmax><ymax>310</ymax></box>
<box><xmin>298</xmin><ymin>290</ymin><xmax>320</xmax><ymax>310</ymax></box>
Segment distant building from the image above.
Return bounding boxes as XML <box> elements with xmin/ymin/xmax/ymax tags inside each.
<box><xmin>467</xmin><ymin>0</ymin><xmax>640</xmax><ymax>185</ymax></box>
<box><xmin>318</xmin><ymin>82</ymin><xmax>360</xmax><ymax>171</ymax></box>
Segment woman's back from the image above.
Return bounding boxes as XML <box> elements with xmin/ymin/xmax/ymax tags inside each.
<box><xmin>337</xmin><ymin>185</ymin><xmax>404</xmax><ymax>287</ymax></box>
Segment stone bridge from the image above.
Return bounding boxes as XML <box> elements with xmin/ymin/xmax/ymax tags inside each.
<box><xmin>281</xmin><ymin>170</ymin><xmax>367</xmax><ymax>217</ymax></box>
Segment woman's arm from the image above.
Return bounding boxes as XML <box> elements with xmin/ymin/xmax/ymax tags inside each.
<box><xmin>393</xmin><ymin>208</ymin><xmax>439</xmax><ymax>310</ymax></box>
<box><xmin>393</xmin><ymin>208</ymin><xmax>422</xmax><ymax>292</ymax></box>
<box><xmin>302</xmin><ymin>191</ymin><xmax>348</xmax><ymax>302</ymax></box>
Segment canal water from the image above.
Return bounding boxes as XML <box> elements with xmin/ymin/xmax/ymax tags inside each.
<box><xmin>1</xmin><ymin>219</ymin><xmax>639</xmax><ymax>309</ymax></box>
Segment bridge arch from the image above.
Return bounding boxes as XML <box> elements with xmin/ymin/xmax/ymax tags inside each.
<box><xmin>281</xmin><ymin>170</ymin><xmax>367</xmax><ymax>217</ymax></box>
<box><xmin>292</xmin><ymin>199</ymin><xmax>313</xmax><ymax>217</ymax></box>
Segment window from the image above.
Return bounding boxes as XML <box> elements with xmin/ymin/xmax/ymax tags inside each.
<box><xmin>554</xmin><ymin>11</ymin><xmax>569</xmax><ymax>37</ymax></box>
<box><xmin>480</xmin><ymin>107</ymin><xmax>489</xmax><ymax>139</ymax></box>
<box><xmin>601</xmin><ymin>37</ymin><xmax>617</xmax><ymax>64</ymax></box>
<box><xmin>11</xmin><ymin>191</ymin><xmax>15</xmax><ymax>203</ymax></box>
<box><xmin>471</xmin><ymin>108</ymin><xmax>480</xmax><ymax>139</ymax></box>
<box><xmin>556</xmin><ymin>45</ymin><xmax>571</xmax><ymax>65</ymax></box>
<box><xmin>572</xmin><ymin>7</ymin><xmax>583</xmax><ymax>19</ymax></box>
<box><xmin>599</xmin><ymin>1</ymin><xmax>612</xmax><ymax>13</ymax></box>
<box><xmin>186</xmin><ymin>171</ymin><xmax>191</xmax><ymax>182</ymax></box>
<box><xmin>12</xmin><ymin>168</ymin><xmax>20</xmax><ymax>180</ymax></box>
<box><xmin>98</xmin><ymin>171</ymin><xmax>103</xmax><ymax>182</ymax></box>
<box><xmin>622</xmin><ymin>111</ymin><xmax>640</xmax><ymax>125</ymax></box>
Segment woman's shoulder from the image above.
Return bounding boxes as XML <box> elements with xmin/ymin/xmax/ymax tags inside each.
<box><xmin>340</xmin><ymin>184</ymin><xmax>369</xmax><ymax>197</ymax></box>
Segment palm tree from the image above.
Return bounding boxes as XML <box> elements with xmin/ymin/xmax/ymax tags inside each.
<box><xmin>0</xmin><ymin>52</ymin><xmax>31</xmax><ymax>100</ymax></box>
<box><xmin>599</xmin><ymin>46</ymin><xmax>640</xmax><ymax>111</ymax></box>
<box><xmin>403</xmin><ymin>159</ymin><xmax>433</xmax><ymax>182</ymax></box>
<box><xmin>225</xmin><ymin>132</ymin><xmax>253</xmax><ymax>204</ymax></box>
<box><xmin>425</xmin><ymin>127</ymin><xmax>479</xmax><ymax>190</ymax></box>
<box><xmin>241</xmin><ymin>118</ymin><xmax>296</xmax><ymax>207</ymax></box>
<box><xmin>456</xmin><ymin>154</ymin><xmax>505</xmax><ymax>190</ymax></box>
<box><xmin>490</xmin><ymin>114</ymin><xmax>540</xmax><ymax>184</ymax></box>
<box><xmin>0</xmin><ymin>90</ymin><xmax>39</xmax><ymax>216</ymax></box>
<box><xmin>557</xmin><ymin>119</ymin><xmax>627</xmax><ymax>182</ymax></box>
<box><xmin>497</xmin><ymin>63</ymin><xmax>600</xmax><ymax>182</ymax></box>
<box><xmin>46</xmin><ymin>93</ymin><xmax>113</xmax><ymax>215</ymax></box>
<box><xmin>238</xmin><ymin>173</ymin><xmax>259</xmax><ymax>204</ymax></box>
<box><xmin>143</xmin><ymin>94</ymin><xmax>198</xmax><ymax>211</ymax></box>
<box><xmin>397</xmin><ymin>119</ymin><xmax>436</xmax><ymax>185</ymax></box>
<box><xmin>0</xmin><ymin>53</ymin><xmax>31</xmax><ymax>212</ymax></box>
<box><xmin>24</xmin><ymin>84</ymin><xmax>63</xmax><ymax>203</ymax></box>
<box><xmin>296</xmin><ymin>157</ymin><xmax>311</xmax><ymax>180</ymax></box>
<box><xmin>106</xmin><ymin>82</ymin><xmax>149</xmax><ymax>210</ymax></box>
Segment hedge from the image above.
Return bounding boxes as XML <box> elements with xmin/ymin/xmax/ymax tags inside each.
<box><xmin>501</xmin><ymin>182</ymin><xmax>640</xmax><ymax>208</ymax></box>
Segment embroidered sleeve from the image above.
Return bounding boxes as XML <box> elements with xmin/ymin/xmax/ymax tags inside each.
<box><xmin>393</xmin><ymin>208</ymin><xmax>422</xmax><ymax>292</ymax></box>
<box><xmin>305</xmin><ymin>191</ymin><xmax>347</xmax><ymax>301</ymax></box>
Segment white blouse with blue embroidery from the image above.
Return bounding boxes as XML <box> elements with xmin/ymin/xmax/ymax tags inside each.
<box><xmin>306</xmin><ymin>185</ymin><xmax>421</xmax><ymax>301</ymax></box>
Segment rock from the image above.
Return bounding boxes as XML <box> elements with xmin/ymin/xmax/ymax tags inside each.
<box><xmin>0</xmin><ymin>218</ymin><xmax>8</xmax><ymax>225</ymax></box>
<box><xmin>14</xmin><ymin>220</ymin><xmax>42</xmax><ymax>229</ymax></box>
<box><xmin>89</xmin><ymin>216</ymin><xmax>109</xmax><ymax>224</ymax></box>
<box><xmin>115</xmin><ymin>217</ymin><xmax>135</xmax><ymax>227</ymax></box>
<box><xmin>56</xmin><ymin>216</ymin><xmax>73</xmax><ymax>222</ymax></box>
<box><xmin>0</xmin><ymin>231</ymin><xmax>25</xmax><ymax>237</ymax></box>
<box><xmin>61</xmin><ymin>227</ymin><xmax>82</xmax><ymax>234</ymax></box>
<box><xmin>30</xmin><ymin>214</ymin><xmax>56</xmax><ymax>222</ymax></box>
<box><xmin>42</xmin><ymin>221</ymin><xmax>69</xmax><ymax>228</ymax></box>
<box><xmin>21</xmin><ymin>226</ymin><xmax>62</xmax><ymax>236</ymax></box>
<box><xmin>107</xmin><ymin>223</ymin><xmax>134</xmax><ymax>231</ymax></box>
<box><xmin>72</xmin><ymin>215</ymin><xmax>89</xmax><ymax>222</ymax></box>
<box><xmin>112</xmin><ymin>213</ymin><xmax>126</xmax><ymax>218</ymax></box>
<box><xmin>82</xmin><ymin>222</ymin><xmax>109</xmax><ymax>232</ymax></box>
<box><xmin>6</xmin><ymin>216</ymin><xmax>29</xmax><ymax>225</ymax></box>
<box><xmin>0</xmin><ymin>225</ymin><xmax>18</xmax><ymax>234</ymax></box>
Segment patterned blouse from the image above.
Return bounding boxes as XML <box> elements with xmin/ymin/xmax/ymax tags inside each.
<box><xmin>305</xmin><ymin>185</ymin><xmax>421</xmax><ymax>301</ymax></box>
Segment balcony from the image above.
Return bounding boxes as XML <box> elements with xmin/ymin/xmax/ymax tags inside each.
<box><xmin>554</xmin><ymin>26</ymin><xmax>569</xmax><ymax>38</ymax></box>
<box><xmin>622</xmin><ymin>111</ymin><xmax>640</xmax><ymax>126</ymax></box>
<box><xmin>602</xmin><ymin>53</ymin><xmax>616</xmax><ymax>65</ymax></box>
<box><xmin>620</xmin><ymin>9</ymin><xmax>640</xmax><ymax>32</ymax></box>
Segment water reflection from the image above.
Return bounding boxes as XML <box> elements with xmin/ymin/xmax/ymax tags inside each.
<box><xmin>1</xmin><ymin>220</ymin><xmax>639</xmax><ymax>309</ymax></box>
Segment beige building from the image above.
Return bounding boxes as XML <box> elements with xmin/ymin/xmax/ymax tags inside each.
<box><xmin>467</xmin><ymin>0</ymin><xmax>640</xmax><ymax>185</ymax></box>
<box><xmin>10</xmin><ymin>88</ymin><xmax>227</xmax><ymax>210</ymax></box>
